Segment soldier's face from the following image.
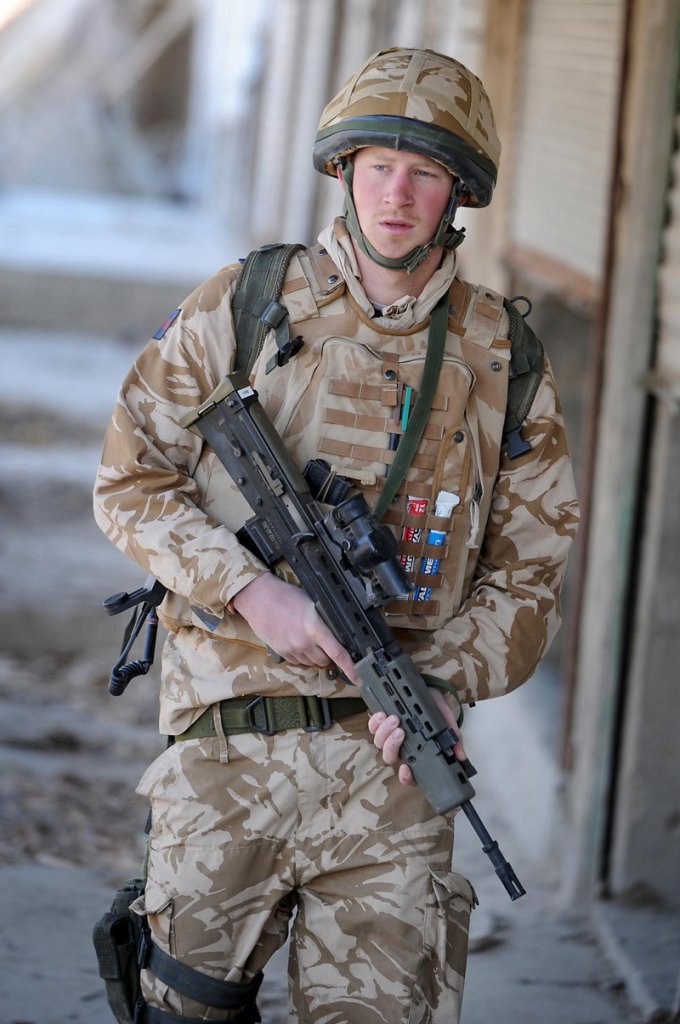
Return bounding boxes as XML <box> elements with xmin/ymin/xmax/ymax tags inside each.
<box><xmin>346</xmin><ymin>147</ymin><xmax>454</xmax><ymax>260</ymax></box>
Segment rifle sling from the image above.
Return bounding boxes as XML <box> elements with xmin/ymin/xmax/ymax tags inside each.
<box><xmin>374</xmin><ymin>292</ymin><xmax>450</xmax><ymax>520</ymax></box>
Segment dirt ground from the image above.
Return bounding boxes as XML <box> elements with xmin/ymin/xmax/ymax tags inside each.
<box><xmin>0</xmin><ymin>647</ymin><xmax>158</xmax><ymax>880</ymax></box>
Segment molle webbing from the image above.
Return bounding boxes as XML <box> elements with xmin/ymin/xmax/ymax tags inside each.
<box><xmin>327</xmin><ymin>378</ymin><xmax>449</xmax><ymax>411</ymax></box>
<box><xmin>320</xmin><ymin>436</ymin><xmax>439</xmax><ymax>473</ymax></box>
<box><xmin>324</xmin><ymin>407</ymin><xmax>438</xmax><ymax>437</ymax></box>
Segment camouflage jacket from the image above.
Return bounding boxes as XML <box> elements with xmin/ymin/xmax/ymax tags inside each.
<box><xmin>93</xmin><ymin>222</ymin><xmax>579</xmax><ymax>734</ymax></box>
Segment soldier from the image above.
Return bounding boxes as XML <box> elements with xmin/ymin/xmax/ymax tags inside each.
<box><xmin>94</xmin><ymin>47</ymin><xmax>578</xmax><ymax>1024</ymax></box>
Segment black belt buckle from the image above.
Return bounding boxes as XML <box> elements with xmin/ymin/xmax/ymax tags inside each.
<box><xmin>244</xmin><ymin>696</ymin><xmax>276</xmax><ymax>735</ymax></box>
<box><xmin>303</xmin><ymin>696</ymin><xmax>333</xmax><ymax>732</ymax></box>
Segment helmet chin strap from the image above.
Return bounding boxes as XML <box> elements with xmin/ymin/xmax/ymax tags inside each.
<box><xmin>340</xmin><ymin>158</ymin><xmax>467</xmax><ymax>274</ymax></box>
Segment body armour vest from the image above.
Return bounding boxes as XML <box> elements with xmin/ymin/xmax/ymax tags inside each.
<box><xmin>159</xmin><ymin>244</ymin><xmax>515</xmax><ymax>643</ymax></box>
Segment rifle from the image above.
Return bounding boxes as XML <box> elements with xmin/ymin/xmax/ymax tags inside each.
<box><xmin>176</xmin><ymin>371</ymin><xmax>525</xmax><ymax>900</ymax></box>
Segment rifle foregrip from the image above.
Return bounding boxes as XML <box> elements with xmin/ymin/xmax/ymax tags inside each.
<box><xmin>355</xmin><ymin>650</ymin><xmax>476</xmax><ymax>815</ymax></box>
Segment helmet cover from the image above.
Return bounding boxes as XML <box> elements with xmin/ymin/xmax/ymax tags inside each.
<box><xmin>313</xmin><ymin>47</ymin><xmax>500</xmax><ymax>207</ymax></box>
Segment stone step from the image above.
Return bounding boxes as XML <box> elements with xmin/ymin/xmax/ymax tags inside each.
<box><xmin>0</xmin><ymin>189</ymin><xmax>246</xmax><ymax>336</ymax></box>
<box><xmin>0</xmin><ymin>327</ymin><xmax>150</xmax><ymax>654</ymax></box>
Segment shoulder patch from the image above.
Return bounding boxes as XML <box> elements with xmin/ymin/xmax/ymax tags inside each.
<box><xmin>153</xmin><ymin>308</ymin><xmax>181</xmax><ymax>340</ymax></box>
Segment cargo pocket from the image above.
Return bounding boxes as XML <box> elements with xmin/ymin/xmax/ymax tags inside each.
<box><xmin>131</xmin><ymin>879</ymin><xmax>175</xmax><ymax>955</ymax></box>
<box><xmin>409</xmin><ymin>869</ymin><xmax>477</xmax><ymax>1024</ymax></box>
<box><xmin>135</xmin><ymin>743</ymin><xmax>180</xmax><ymax>801</ymax></box>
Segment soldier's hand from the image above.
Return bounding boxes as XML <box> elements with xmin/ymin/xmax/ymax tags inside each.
<box><xmin>231</xmin><ymin>573</ymin><xmax>357</xmax><ymax>681</ymax></box>
<box><xmin>368</xmin><ymin>687</ymin><xmax>467</xmax><ymax>785</ymax></box>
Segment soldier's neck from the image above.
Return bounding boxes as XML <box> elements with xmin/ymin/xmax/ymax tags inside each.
<box><xmin>352</xmin><ymin>244</ymin><xmax>443</xmax><ymax>306</ymax></box>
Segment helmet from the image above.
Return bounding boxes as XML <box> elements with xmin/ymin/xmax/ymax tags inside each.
<box><xmin>313</xmin><ymin>47</ymin><xmax>500</xmax><ymax>209</ymax></box>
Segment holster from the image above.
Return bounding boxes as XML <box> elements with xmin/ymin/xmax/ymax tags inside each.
<box><xmin>93</xmin><ymin>877</ymin><xmax>264</xmax><ymax>1023</ymax></box>
<box><xmin>92</xmin><ymin>877</ymin><xmax>146</xmax><ymax>1024</ymax></box>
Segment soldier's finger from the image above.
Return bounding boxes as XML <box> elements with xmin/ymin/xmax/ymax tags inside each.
<box><xmin>367</xmin><ymin>712</ymin><xmax>387</xmax><ymax>734</ymax></box>
<box><xmin>311</xmin><ymin>622</ymin><xmax>356</xmax><ymax>680</ymax></box>
<box><xmin>398</xmin><ymin>763</ymin><xmax>416</xmax><ymax>786</ymax></box>
<box><xmin>371</xmin><ymin>714</ymin><xmax>400</xmax><ymax>751</ymax></box>
<box><xmin>382</xmin><ymin>725</ymin><xmax>405</xmax><ymax>765</ymax></box>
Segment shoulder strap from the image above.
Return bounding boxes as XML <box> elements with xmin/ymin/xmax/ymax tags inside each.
<box><xmin>502</xmin><ymin>298</ymin><xmax>545</xmax><ymax>459</ymax></box>
<box><xmin>232</xmin><ymin>242</ymin><xmax>306</xmax><ymax>377</ymax></box>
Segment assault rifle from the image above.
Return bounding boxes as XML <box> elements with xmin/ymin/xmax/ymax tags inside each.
<box><xmin>176</xmin><ymin>371</ymin><xmax>525</xmax><ymax>900</ymax></box>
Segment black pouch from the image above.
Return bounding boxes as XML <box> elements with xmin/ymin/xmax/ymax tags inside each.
<box><xmin>93</xmin><ymin>877</ymin><xmax>145</xmax><ymax>1024</ymax></box>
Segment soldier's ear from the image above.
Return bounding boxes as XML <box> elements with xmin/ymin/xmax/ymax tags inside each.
<box><xmin>454</xmin><ymin>178</ymin><xmax>471</xmax><ymax>207</ymax></box>
<box><xmin>334</xmin><ymin>156</ymin><xmax>352</xmax><ymax>191</ymax></box>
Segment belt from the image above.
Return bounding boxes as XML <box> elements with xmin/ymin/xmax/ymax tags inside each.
<box><xmin>176</xmin><ymin>695</ymin><xmax>368</xmax><ymax>741</ymax></box>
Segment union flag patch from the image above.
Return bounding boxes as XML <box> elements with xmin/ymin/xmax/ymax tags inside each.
<box><xmin>153</xmin><ymin>308</ymin><xmax>181</xmax><ymax>339</ymax></box>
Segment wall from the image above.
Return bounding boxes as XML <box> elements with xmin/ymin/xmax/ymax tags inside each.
<box><xmin>565</xmin><ymin>0</ymin><xmax>680</xmax><ymax>906</ymax></box>
<box><xmin>607</xmin><ymin>98</ymin><xmax>680</xmax><ymax>904</ymax></box>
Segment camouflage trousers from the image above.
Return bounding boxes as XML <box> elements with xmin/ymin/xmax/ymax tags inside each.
<box><xmin>133</xmin><ymin>709</ymin><xmax>476</xmax><ymax>1023</ymax></box>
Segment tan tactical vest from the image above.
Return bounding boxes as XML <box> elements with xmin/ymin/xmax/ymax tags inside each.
<box><xmin>159</xmin><ymin>245</ymin><xmax>512</xmax><ymax>642</ymax></box>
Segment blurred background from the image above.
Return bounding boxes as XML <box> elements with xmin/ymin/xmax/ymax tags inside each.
<box><xmin>0</xmin><ymin>0</ymin><xmax>678</xmax><ymax>1021</ymax></box>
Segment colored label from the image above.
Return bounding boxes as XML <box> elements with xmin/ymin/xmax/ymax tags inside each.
<box><xmin>427</xmin><ymin>529</ymin><xmax>447</xmax><ymax>546</ymax></box>
<box><xmin>421</xmin><ymin>557</ymin><xmax>440</xmax><ymax>575</ymax></box>
<box><xmin>413</xmin><ymin>586</ymin><xmax>432</xmax><ymax>602</ymax></box>
<box><xmin>406</xmin><ymin>497</ymin><xmax>428</xmax><ymax>516</ymax></box>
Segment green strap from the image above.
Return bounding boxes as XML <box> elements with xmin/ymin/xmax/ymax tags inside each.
<box><xmin>232</xmin><ymin>242</ymin><xmax>305</xmax><ymax>378</ymax></box>
<box><xmin>374</xmin><ymin>292</ymin><xmax>450</xmax><ymax>519</ymax></box>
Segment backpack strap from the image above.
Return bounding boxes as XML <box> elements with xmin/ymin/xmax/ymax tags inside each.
<box><xmin>502</xmin><ymin>298</ymin><xmax>545</xmax><ymax>459</ymax></box>
<box><xmin>232</xmin><ymin>242</ymin><xmax>306</xmax><ymax>377</ymax></box>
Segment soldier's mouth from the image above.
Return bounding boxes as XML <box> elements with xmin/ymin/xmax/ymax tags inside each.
<box><xmin>379</xmin><ymin>220</ymin><xmax>415</xmax><ymax>235</ymax></box>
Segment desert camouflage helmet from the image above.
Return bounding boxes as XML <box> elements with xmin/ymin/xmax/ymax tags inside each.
<box><xmin>313</xmin><ymin>47</ymin><xmax>501</xmax><ymax>208</ymax></box>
